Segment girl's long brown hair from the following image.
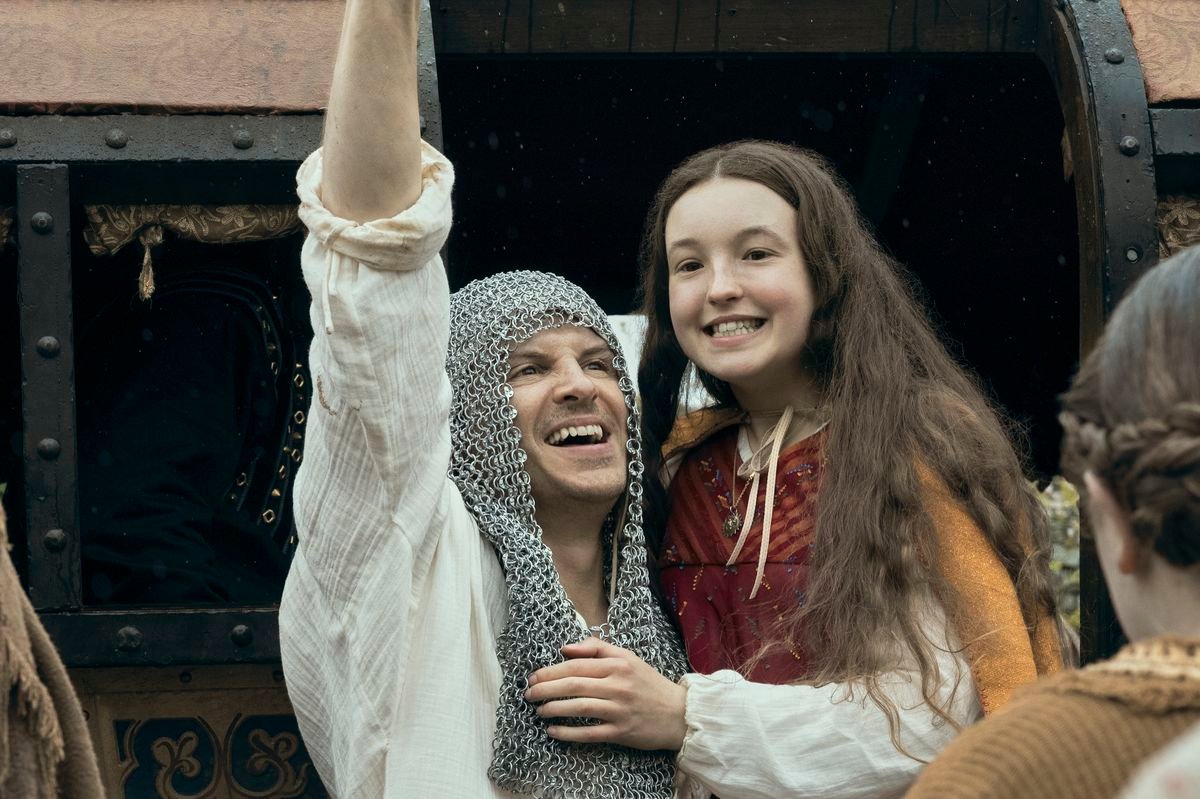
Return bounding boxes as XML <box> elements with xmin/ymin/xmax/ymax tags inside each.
<box><xmin>637</xmin><ymin>140</ymin><xmax>1060</xmax><ymax>735</ymax></box>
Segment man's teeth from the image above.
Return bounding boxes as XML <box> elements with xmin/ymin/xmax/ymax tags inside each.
<box><xmin>547</xmin><ymin>424</ymin><xmax>605</xmax><ymax>446</ymax></box>
<box><xmin>710</xmin><ymin>320</ymin><xmax>762</xmax><ymax>338</ymax></box>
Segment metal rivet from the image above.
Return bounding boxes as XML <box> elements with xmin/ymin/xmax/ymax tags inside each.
<box><xmin>116</xmin><ymin>626</ymin><xmax>143</xmax><ymax>652</ymax></box>
<box><xmin>261</xmin><ymin>508</ymin><xmax>278</xmax><ymax>524</ymax></box>
<box><xmin>1118</xmin><ymin>136</ymin><xmax>1140</xmax><ymax>156</ymax></box>
<box><xmin>294</xmin><ymin>410</ymin><xmax>306</xmax><ymax>425</ymax></box>
<box><xmin>30</xmin><ymin>212</ymin><xmax>54</xmax><ymax>234</ymax></box>
<box><xmin>36</xmin><ymin>438</ymin><xmax>61</xmax><ymax>460</ymax></box>
<box><xmin>0</xmin><ymin>129</ymin><xmax>15</xmax><ymax>148</ymax></box>
<box><xmin>179</xmin><ymin>670</ymin><xmax>193</xmax><ymax>684</ymax></box>
<box><xmin>230</xmin><ymin>624</ymin><xmax>254</xmax><ymax>647</ymax></box>
<box><xmin>105</xmin><ymin>128</ymin><xmax>128</xmax><ymax>149</ymax></box>
<box><xmin>1125</xmin><ymin>245</ymin><xmax>1142</xmax><ymax>263</ymax></box>
<box><xmin>232</xmin><ymin>129</ymin><xmax>254</xmax><ymax>149</ymax></box>
<box><xmin>36</xmin><ymin>336</ymin><xmax>61</xmax><ymax>358</ymax></box>
<box><xmin>43</xmin><ymin>528</ymin><xmax>67</xmax><ymax>552</ymax></box>
<box><xmin>1104</xmin><ymin>48</ymin><xmax>1125</xmax><ymax>64</ymax></box>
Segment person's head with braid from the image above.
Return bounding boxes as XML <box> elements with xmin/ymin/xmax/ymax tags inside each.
<box><xmin>1060</xmin><ymin>244</ymin><xmax>1200</xmax><ymax>641</ymax></box>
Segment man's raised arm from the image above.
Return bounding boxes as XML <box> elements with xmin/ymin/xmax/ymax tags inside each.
<box><xmin>322</xmin><ymin>0</ymin><xmax>423</xmax><ymax>221</ymax></box>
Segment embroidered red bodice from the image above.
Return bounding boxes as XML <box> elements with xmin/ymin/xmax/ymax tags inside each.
<box><xmin>658</xmin><ymin>425</ymin><xmax>825</xmax><ymax>684</ymax></box>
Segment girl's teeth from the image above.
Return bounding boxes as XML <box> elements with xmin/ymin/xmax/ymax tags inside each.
<box><xmin>712</xmin><ymin>320</ymin><xmax>760</xmax><ymax>337</ymax></box>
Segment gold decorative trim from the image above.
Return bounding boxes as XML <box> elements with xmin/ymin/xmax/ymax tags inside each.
<box><xmin>1158</xmin><ymin>195</ymin><xmax>1200</xmax><ymax>258</ymax></box>
<box><xmin>84</xmin><ymin>204</ymin><xmax>300</xmax><ymax>256</ymax></box>
<box><xmin>83</xmin><ymin>204</ymin><xmax>301</xmax><ymax>299</ymax></box>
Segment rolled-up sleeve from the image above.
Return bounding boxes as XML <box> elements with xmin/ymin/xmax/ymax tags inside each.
<box><xmin>280</xmin><ymin>141</ymin><xmax>458</xmax><ymax>796</ymax></box>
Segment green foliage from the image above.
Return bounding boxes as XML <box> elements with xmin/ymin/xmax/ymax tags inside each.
<box><xmin>1035</xmin><ymin>476</ymin><xmax>1081</xmax><ymax>631</ymax></box>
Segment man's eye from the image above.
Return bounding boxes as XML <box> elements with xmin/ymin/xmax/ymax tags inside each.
<box><xmin>586</xmin><ymin>360</ymin><xmax>614</xmax><ymax>372</ymax></box>
<box><xmin>510</xmin><ymin>364</ymin><xmax>539</xmax><ymax>378</ymax></box>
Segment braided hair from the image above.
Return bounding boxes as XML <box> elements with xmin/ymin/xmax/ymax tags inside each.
<box><xmin>1060</xmin><ymin>245</ymin><xmax>1200</xmax><ymax>567</ymax></box>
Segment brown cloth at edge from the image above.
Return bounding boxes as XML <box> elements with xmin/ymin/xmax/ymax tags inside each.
<box><xmin>664</xmin><ymin>408</ymin><xmax>1063</xmax><ymax>715</ymax></box>
<box><xmin>0</xmin><ymin>502</ymin><xmax>103</xmax><ymax>798</ymax></box>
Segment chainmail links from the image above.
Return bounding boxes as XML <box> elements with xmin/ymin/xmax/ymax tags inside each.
<box><xmin>446</xmin><ymin>271</ymin><xmax>688</xmax><ymax>798</ymax></box>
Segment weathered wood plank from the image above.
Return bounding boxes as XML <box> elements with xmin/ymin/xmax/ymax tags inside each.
<box><xmin>674</xmin><ymin>2</ymin><xmax>722</xmax><ymax>52</ymax></box>
<box><xmin>4</xmin><ymin>0</ymin><xmax>1044</xmax><ymax>111</ymax></box>
<box><xmin>532</xmin><ymin>0</ymin><xmax>637</xmax><ymax>52</ymax></box>
<box><xmin>719</xmin><ymin>0</ymin><xmax>1039</xmax><ymax>53</ymax></box>
<box><xmin>436</xmin><ymin>0</ymin><xmax>1041</xmax><ymax>55</ymax></box>
<box><xmin>2</xmin><ymin>0</ymin><xmax>343</xmax><ymax>113</ymax></box>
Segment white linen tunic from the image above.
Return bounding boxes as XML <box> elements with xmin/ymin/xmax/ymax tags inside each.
<box><xmin>280</xmin><ymin>142</ymin><xmax>517</xmax><ymax>799</ymax></box>
<box><xmin>280</xmin><ymin>140</ymin><xmax>979</xmax><ymax>799</ymax></box>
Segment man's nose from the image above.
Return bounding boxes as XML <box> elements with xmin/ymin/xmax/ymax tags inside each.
<box><xmin>553</xmin><ymin>361</ymin><xmax>598</xmax><ymax>403</ymax></box>
<box><xmin>706</xmin><ymin>261</ymin><xmax>743</xmax><ymax>304</ymax></box>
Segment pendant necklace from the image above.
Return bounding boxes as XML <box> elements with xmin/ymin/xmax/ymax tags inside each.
<box><xmin>723</xmin><ymin>477</ymin><xmax>752</xmax><ymax>537</ymax></box>
<box><xmin>722</xmin><ymin>405</ymin><xmax>826</xmax><ymax>538</ymax></box>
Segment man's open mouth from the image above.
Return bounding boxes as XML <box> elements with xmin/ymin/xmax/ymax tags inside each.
<box><xmin>706</xmin><ymin>319</ymin><xmax>764</xmax><ymax>338</ymax></box>
<box><xmin>546</xmin><ymin>424</ymin><xmax>607</xmax><ymax>446</ymax></box>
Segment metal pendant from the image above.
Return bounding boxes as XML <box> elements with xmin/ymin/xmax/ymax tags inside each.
<box><xmin>723</xmin><ymin>512</ymin><xmax>742</xmax><ymax>538</ymax></box>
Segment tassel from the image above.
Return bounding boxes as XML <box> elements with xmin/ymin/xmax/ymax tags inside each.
<box><xmin>137</xmin><ymin>224</ymin><xmax>165</xmax><ymax>301</ymax></box>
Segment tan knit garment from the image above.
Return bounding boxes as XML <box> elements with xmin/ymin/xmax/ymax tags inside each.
<box><xmin>906</xmin><ymin>637</ymin><xmax>1200</xmax><ymax>799</ymax></box>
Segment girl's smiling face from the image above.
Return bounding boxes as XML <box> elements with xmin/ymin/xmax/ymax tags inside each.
<box><xmin>665</xmin><ymin>177</ymin><xmax>817</xmax><ymax>409</ymax></box>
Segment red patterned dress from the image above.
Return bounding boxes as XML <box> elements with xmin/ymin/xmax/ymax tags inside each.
<box><xmin>659</xmin><ymin>425</ymin><xmax>825</xmax><ymax>684</ymax></box>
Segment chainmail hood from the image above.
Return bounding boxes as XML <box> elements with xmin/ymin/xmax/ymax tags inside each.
<box><xmin>446</xmin><ymin>270</ymin><xmax>688</xmax><ymax>798</ymax></box>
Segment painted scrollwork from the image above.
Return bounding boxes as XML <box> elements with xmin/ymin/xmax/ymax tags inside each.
<box><xmin>151</xmin><ymin>731</ymin><xmax>209</xmax><ymax>798</ymax></box>
<box><xmin>119</xmin><ymin>718</ymin><xmax>220</xmax><ymax>798</ymax></box>
<box><xmin>226</xmin><ymin>715</ymin><xmax>315</xmax><ymax>798</ymax></box>
<box><xmin>115</xmin><ymin>714</ymin><xmax>325</xmax><ymax>798</ymax></box>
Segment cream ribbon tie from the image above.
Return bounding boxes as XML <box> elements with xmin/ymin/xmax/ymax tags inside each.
<box><xmin>725</xmin><ymin>405</ymin><xmax>794</xmax><ymax>599</ymax></box>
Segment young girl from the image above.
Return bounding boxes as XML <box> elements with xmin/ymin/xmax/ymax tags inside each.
<box><xmin>525</xmin><ymin>140</ymin><xmax>1064</xmax><ymax>797</ymax></box>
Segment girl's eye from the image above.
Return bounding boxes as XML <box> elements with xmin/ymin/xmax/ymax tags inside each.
<box><xmin>745</xmin><ymin>249</ymin><xmax>771</xmax><ymax>261</ymax></box>
<box><xmin>676</xmin><ymin>260</ymin><xmax>702</xmax><ymax>274</ymax></box>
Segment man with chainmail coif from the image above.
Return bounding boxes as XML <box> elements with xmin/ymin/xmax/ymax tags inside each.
<box><xmin>277</xmin><ymin>1</ymin><xmax>687</xmax><ymax>797</ymax></box>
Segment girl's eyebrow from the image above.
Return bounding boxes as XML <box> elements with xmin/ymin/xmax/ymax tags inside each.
<box><xmin>667</xmin><ymin>236</ymin><xmax>701</xmax><ymax>255</ymax></box>
<box><xmin>668</xmin><ymin>225</ymin><xmax>788</xmax><ymax>254</ymax></box>
<box><xmin>734</xmin><ymin>226</ymin><xmax>788</xmax><ymax>245</ymax></box>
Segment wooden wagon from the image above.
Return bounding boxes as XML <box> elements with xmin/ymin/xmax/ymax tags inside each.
<box><xmin>1</xmin><ymin>1</ymin><xmax>1197</xmax><ymax>795</ymax></box>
